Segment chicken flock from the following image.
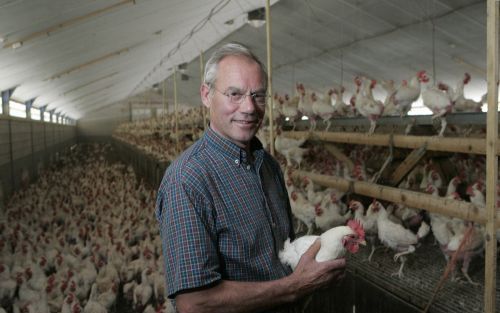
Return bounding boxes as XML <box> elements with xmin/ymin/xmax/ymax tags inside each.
<box><xmin>0</xmin><ymin>144</ymin><xmax>174</xmax><ymax>313</ymax></box>
<box><xmin>2</xmin><ymin>70</ymin><xmax>494</xmax><ymax>312</ymax></box>
<box><xmin>272</xmin><ymin>71</ymin><xmax>485</xmax><ymax>136</ymax></box>
<box><xmin>276</xmin><ymin>134</ymin><xmax>491</xmax><ymax>283</ymax></box>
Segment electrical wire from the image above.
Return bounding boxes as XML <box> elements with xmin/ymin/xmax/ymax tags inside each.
<box><xmin>129</xmin><ymin>0</ymin><xmax>231</xmax><ymax>97</ymax></box>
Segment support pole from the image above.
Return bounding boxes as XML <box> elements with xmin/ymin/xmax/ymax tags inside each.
<box><xmin>200</xmin><ymin>51</ymin><xmax>207</xmax><ymax>130</ymax></box>
<box><xmin>174</xmin><ymin>69</ymin><xmax>179</xmax><ymax>154</ymax></box>
<box><xmin>484</xmin><ymin>1</ymin><xmax>498</xmax><ymax>312</ymax></box>
<box><xmin>162</xmin><ymin>79</ymin><xmax>167</xmax><ymax>140</ymax></box>
<box><xmin>265</xmin><ymin>0</ymin><xmax>275</xmax><ymax>156</ymax></box>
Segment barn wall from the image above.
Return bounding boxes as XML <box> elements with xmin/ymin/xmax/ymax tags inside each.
<box><xmin>0</xmin><ymin>116</ymin><xmax>77</xmax><ymax>206</ymax></box>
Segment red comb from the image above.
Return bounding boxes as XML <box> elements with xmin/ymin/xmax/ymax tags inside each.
<box><xmin>347</xmin><ymin>219</ymin><xmax>365</xmax><ymax>239</ymax></box>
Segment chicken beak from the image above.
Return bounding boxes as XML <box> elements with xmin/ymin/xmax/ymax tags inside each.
<box><xmin>359</xmin><ymin>240</ymin><xmax>367</xmax><ymax>246</ymax></box>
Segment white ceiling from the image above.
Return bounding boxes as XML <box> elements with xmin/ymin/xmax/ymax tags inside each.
<box><xmin>0</xmin><ymin>0</ymin><xmax>491</xmax><ymax>120</ymax></box>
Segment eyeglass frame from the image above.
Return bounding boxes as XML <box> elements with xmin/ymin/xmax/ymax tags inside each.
<box><xmin>208</xmin><ymin>84</ymin><xmax>270</xmax><ymax>107</ymax></box>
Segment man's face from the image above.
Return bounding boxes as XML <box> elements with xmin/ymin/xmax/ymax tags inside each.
<box><xmin>201</xmin><ymin>55</ymin><xmax>265</xmax><ymax>149</ymax></box>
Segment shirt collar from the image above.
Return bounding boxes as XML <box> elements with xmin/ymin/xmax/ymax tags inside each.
<box><xmin>204</xmin><ymin>126</ymin><xmax>264</xmax><ymax>167</ymax></box>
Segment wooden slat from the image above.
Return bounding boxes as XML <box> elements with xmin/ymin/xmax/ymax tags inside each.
<box><xmin>388</xmin><ymin>144</ymin><xmax>427</xmax><ymax>186</ymax></box>
<box><xmin>284</xmin><ymin>131</ymin><xmax>496</xmax><ymax>155</ymax></box>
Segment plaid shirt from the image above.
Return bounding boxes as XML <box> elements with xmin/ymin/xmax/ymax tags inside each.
<box><xmin>156</xmin><ymin>127</ymin><xmax>295</xmax><ymax>305</ymax></box>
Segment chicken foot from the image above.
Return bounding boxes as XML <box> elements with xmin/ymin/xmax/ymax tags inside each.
<box><xmin>391</xmin><ymin>255</ymin><xmax>408</xmax><ymax>278</ymax></box>
<box><xmin>393</xmin><ymin>245</ymin><xmax>415</xmax><ymax>262</ymax></box>
<box><xmin>460</xmin><ymin>254</ymin><xmax>480</xmax><ymax>286</ymax></box>
<box><xmin>431</xmin><ymin>112</ymin><xmax>447</xmax><ymax>137</ymax></box>
<box><xmin>391</xmin><ymin>246</ymin><xmax>416</xmax><ymax>278</ymax></box>
<box><xmin>368</xmin><ymin>120</ymin><xmax>377</xmax><ymax>135</ymax></box>
<box><xmin>367</xmin><ymin>244</ymin><xmax>379</xmax><ymax>264</ymax></box>
<box><xmin>437</xmin><ymin>117</ymin><xmax>447</xmax><ymax>137</ymax></box>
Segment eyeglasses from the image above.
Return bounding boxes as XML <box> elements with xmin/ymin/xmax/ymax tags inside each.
<box><xmin>211</xmin><ymin>86</ymin><xmax>269</xmax><ymax>107</ymax></box>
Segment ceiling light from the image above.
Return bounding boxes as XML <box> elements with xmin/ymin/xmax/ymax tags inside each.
<box><xmin>247</xmin><ymin>7</ymin><xmax>266</xmax><ymax>28</ymax></box>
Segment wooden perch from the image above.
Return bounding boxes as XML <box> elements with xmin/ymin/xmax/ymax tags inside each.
<box><xmin>284</xmin><ymin>131</ymin><xmax>496</xmax><ymax>155</ymax></box>
<box><xmin>290</xmin><ymin>169</ymin><xmax>499</xmax><ymax>228</ymax></box>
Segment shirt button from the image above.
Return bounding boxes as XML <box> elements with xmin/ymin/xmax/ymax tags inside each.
<box><xmin>246</xmin><ymin>165</ymin><xmax>251</xmax><ymax>170</ymax></box>
<box><xmin>235</xmin><ymin>159</ymin><xmax>239</xmax><ymax>164</ymax></box>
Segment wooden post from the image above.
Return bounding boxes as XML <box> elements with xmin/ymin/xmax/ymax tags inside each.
<box><xmin>484</xmin><ymin>1</ymin><xmax>498</xmax><ymax>312</ymax></box>
<box><xmin>200</xmin><ymin>51</ymin><xmax>207</xmax><ymax>130</ymax></box>
<box><xmin>162</xmin><ymin>79</ymin><xmax>167</xmax><ymax>140</ymax></box>
<box><xmin>174</xmin><ymin>69</ymin><xmax>179</xmax><ymax>154</ymax></box>
<box><xmin>265</xmin><ymin>0</ymin><xmax>275</xmax><ymax>156</ymax></box>
<box><xmin>284</xmin><ymin>131</ymin><xmax>500</xmax><ymax>155</ymax></box>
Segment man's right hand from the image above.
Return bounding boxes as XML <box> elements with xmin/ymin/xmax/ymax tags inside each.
<box><xmin>289</xmin><ymin>239</ymin><xmax>346</xmax><ymax>299</ymax></box>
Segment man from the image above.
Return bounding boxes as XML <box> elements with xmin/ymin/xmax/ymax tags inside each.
<box><xmin>155</xmin><ymin>42</ymin><xmax>345</xmax><ymax>313</ymax></box>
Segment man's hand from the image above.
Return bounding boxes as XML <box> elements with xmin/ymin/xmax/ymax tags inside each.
<box><xmin>289</xmin><ymin>239</ymin><xmax>346</xmax><ymax>298</ymax></box>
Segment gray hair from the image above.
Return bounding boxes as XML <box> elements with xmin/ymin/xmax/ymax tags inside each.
<box><xmin>203</xmin><ymin>42</ymin><xmax>268</xmax><ymax>90</ymax></box>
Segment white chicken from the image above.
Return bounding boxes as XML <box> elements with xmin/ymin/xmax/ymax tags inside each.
<box><xmin>451</xmin><ymin>73</ymin><xmax>483</xmax><ymax>113</ymax></box>
<box><xmin>289</xmin><ymin>190</ymin><xmax>316</xmax><ymax>235</ymax></box>
<box><xmin>281</xmin><ymin>94</ymin><xmax>301</xmax><ymax>130</ymax></box>
<box><xmin>331</xmin><ymin>86</ymin><xmax>356</xmax><ymax>117</ymax></box>
<box><xmin>296</xmin><ymin>83</ymin><xmax>316</xmax><ymax>131</ymax></box>
<box><xmin>133</xmin><ymin>268</ymin><xmax>153</xmax><ymax>311</ymax></box>
<box><xmin>311</xmin><ymin>91</ymin><xmax>335</xmax><ymax>131</ymax></box>
<box><xmin>353</xmin><ymin>76</ymin><xmax>384</xmax><ymax>134</ymax></box>
<box><xmin>466</xmin><ymin>182</ymin><xmax>485</xmax><ymax>209</ymax></box>
<box><xmin>0</xmin><ymin>264</ymin><xmax>17</xmax><ymax>302</ymax></box>
<box><xmin>283</xmin><ymin>146</ymin><xmax>309</xmax><ymax>169</ymax></box>
<box><xmin>380</xmin><ymin>80</ymin><xmax>398</xmax><ymax>116</ymax></box>
<box><xmin>279</xmin><ymin>219</ymin><xmax>366</xmax><ymax>270</ymax></box>
<box><xmin>349</xmin><ymin>200</ymin><xmax>379</xmax><ymax>262</ymax></box>
<box><xmin>442</xmin><ymin>220</ymin><xmax>485</xmax><ymax>285</ymax></box>
<box><xmin>421</xmin><ymin>82</ymin><xmax>454</xmax><ymax>136</ymax></box>
<box><xmin>314</xmin><ymin>194</ymin><xmax>352</xmax><ymax>232</ymax></box>
<box><xmin>390</xmin><ymin>70</ymin><xmax>428</xmax><ymax>117</ymax></box>
<box><xmin>274</xmin><ymin>129</ymin><xmax>308</xmax><ymax>157</ymax></box>
<box><xmin>83</xmin><ymin>283</ymin><xmax>107</xmax><ymax>313</ymax></box>
<box><xmin>368</xmin><ymin>200</ymin><xmax>430</xmax><ymax>277</ymax></box>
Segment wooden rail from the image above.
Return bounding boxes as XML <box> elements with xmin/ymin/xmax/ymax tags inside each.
<box><xmin>290</xmin><ymin>169</ymin><xmax>500</xmax><ymax>228</ymax></box>
<box><xmin>284</xmin><ymin>131</ymin><xmax>498</xmax><ymax>155</ymax></box>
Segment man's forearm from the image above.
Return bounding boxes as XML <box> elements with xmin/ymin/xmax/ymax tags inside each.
<box><xmin>175</xmin><ymin>276</ymin><xmax>300</xmax><ymax>313</ymax></box>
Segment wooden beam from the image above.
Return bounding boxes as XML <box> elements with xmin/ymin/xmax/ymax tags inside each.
<box><xmin>266</xmin><ymin>0</ymin><xmax>275</xmax><ymax>157</ymax></box>
<box><xmin>45</xmin><ymin>45</ymin><xmax>137</xmax><ymax>81</ymax></box>
<box><xmin>284</xmin><ymin>131</ymin><xmax>497</xmax><ymax>155</ymax></box>
<box><xmin>3</xmin><ymin>0</ymin><xmax>135</xmax><ymax>49</ymax></box>
<box><xmin>388</xmin><ymin>144</ymin><xmax>427</xmax><ymax>186</ymax></box>
<box><xmin>290</xmin><ymin>170</ymin><xmax>499</xmax><ymax>228</ymax></box>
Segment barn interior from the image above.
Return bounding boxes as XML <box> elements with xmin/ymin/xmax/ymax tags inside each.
<box><xmin>1</xmin><ymin>0</ymin><xmax>499</xmax><ymax>312</ymax></box>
